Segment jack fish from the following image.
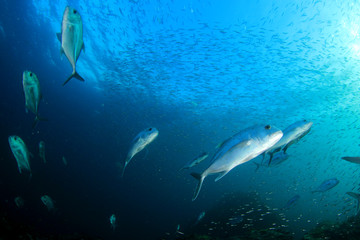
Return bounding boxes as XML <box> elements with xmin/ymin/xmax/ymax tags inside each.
<box><xmin>312</xmin><ymin>178</ymin><xmax>339</xmax><ymax>193</ymax></box>
<box><xmin>180</xmin><ymin>152</ymin><xmax>208</xmax><ymax>170</ymax></box>
<box><xmin>191</xmin><ymin>124</ymin><xmax>283</xmax><ymax>201</ymax></box>
<box><xmin>39</xmin><ymin>141</ymin><xmax>46</xmax><ymax>163</ymax></box>
<box><xmin>264</xmin><ymin>120</ymin><xmax>312</xmax><ymax>165</ymax></box>
<box><xmin>110</xmin><ymin>214</ymin><xmax>116</xmax><ymax>230</ymax></box>
<box><xmin>8</xmin><ymin>136</ymin><xmax>31</xmax><ymax>176</ymax></box>
<box><xmin>41</xmin><ymin>195</ymin><xmax>55</xmax><ymax>212</ymax></box>
<box><xmin>57</xmin><ymin>6</ymin><xmax>85</xmax><ymax>86</ymax></box>
<box><xmin>22</xmin><ymin>71</ymin><xmax>45</xmax><ymax>128</ymax></box>
<box><xmin>122</xmin><ymin>127</ymin><xmax>159</xmax><ymax>177</ymax></box>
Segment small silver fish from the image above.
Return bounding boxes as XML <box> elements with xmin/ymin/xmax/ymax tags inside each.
<box><xmin>122</xmin><ymin>127</ymin><xmax>159</xmax><ymax>177</ymax></box>
<box><xmin>41</xmin><ymin>195</ymin><xmax>55</xmax><ymax>212</ymax></box>
<box><xmin>195</xmin><ymin>211</ymin><xmax>205</xmax><ymax>225</ymax></box>
<box><xmin>57</xmin><ymin>6</ymin><xmax>85</xmax><ymax>86</ymax></box>
<box><xmin>8</xmin><ymin>136</ymin><xmax>31</xmax><ymax>176</ymax></box>
<box><xmin>39</xmin><ymin>141</ymin><xmax>46</xmax><ymax>163</ymax></box>
<box><xmin>22</xmin><ymin>71</ymin><xmax>45</xmax><ymax>127</ymax></box>
<box><xmin>180</xmin><ymin>152</ymin><xmax>208</xmax><ymax>170</ymax></box>
<box><xmin>191</xmin><ymin>125</ymin><xmax>283</xmax><ymax>201</ymax></box>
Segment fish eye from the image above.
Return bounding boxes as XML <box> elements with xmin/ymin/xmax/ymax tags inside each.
<box><xmin>73</xmin><ymin>10</ymin><xmax>77</xmax><ymax>14</ymax></box>
<box><xmin>265</xmin><ymin>125</ymin><xmax>271</xmax><ymax>130</ymax></box>
<box><xmin>29</xmin><ymin>73</ymin><xmax>32</xmax><ymax>77</ymax></box>
<box><xmin>148</xmin><ymin>128</ymin><xmax>152</xmax><ymax>131</ymax></box>
<box><xmin>303</xmin><ymin>120</ymin><xmax>307</xmax><ymax>122</ymax></box>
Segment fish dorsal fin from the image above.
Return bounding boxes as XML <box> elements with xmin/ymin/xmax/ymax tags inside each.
<box><xmin>56</xmin><ymin>33</ymin><xmax>61</xmax><ymax>42</ymax></box>
<box><xmin>215</xmin><ymin>170</ymin><xmax>230</xmax><ymax>182</ymax></box>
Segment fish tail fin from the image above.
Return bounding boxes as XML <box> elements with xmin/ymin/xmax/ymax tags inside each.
<box><xmin>63</xmin><ymin>71</ymin><xmax>85</xmax><ymax>86</ymax></box>
<box><xmin>32</xmin><ymin>115</ymin><xmax>48</xmax><ymax>128</ymax></box>
<box><xmin>253</xmin><ymin>162</ymin><xmax>260</xmax><ymax>172</ymax></box>
<box><xmin>121</xmin><ymin>161</ymin><xmax>129</xmax><ymax>178</ymax></box>
<box><xmin>347</xmin><ymin>192</ymin><xmax>360</xmax><ymax>214</ymax></box>
<box><xmin>190</xmin><ymin>172</ymin><xmax>205</xmax><ymax>201</ymax></box>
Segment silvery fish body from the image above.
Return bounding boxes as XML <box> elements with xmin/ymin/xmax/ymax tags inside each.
<box><xmin>8</xmin><ymin>136</ymin><xmax>31</xmax><ymax>175</ymax></box>
<box><xmin>191</xmin><ymin>125</ymin><xmax>283</xmax><ymax>201</ymax></box>
<box><xmin>268</xmin><ymin>120</ymin><xmax>312</xmax><ymax>153</ymax></box>
<box><xmin>180</xmin><ymin>152</ymin><xmax>209</xmax><ymax>170</ymax></box>
<box><xmin>22</xmin><ymin>71</ymin><xmax>42</xmax><ymax>127</ymax></box>
<box><xmin>122</xmin><ymin>127</ymin><xmax>159</xmax><ymax>177</ymax></box>
<box><xmin>312</xmin><ymin>178</ymin><xmax>339</xmax><ymax>193</ymax></box>
<box><xmin>39</xmin><ymin>141</ymin><xmax>46</xmax><ymax>163</ymax></box>
<box><xmin>41</xmin><ymin>195</ymin><xmax>55</xmax><ymax>211</ymax></box>
<box><xmin>57</xmin><ymin>6</ymin><xmax>85</xmax><ymax>86</ymax></box>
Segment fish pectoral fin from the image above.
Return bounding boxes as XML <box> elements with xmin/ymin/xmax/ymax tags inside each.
<box><xmin>56</xmin><ymin>32</ymin><xmax>61</xmax><ymax>42</ymax></box>
<box><xmin>215</xmin><ymin>170</ymin><xmax>230</xmax><ymax>182</ymax></box>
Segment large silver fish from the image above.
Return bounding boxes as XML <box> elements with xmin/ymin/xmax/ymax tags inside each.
<box><xmin>22</xmin><ymin>71</ymin><xmax>44</xmax><ymax>128</ymax></box>
<box><xmin>264</xmin><ymin>120</ymin><xmax>313</xmax><ymax>165</ymax></box>
<box><xmin>122</xmin><ymin>127</ymin><xmax>159</xmax><ymax>177</ymax></box>
<box><xmin>57</xmin><ymin>6</ymin><xmax>85</xmax><ymax>86</ymax></box>
<box><xmin>180</xmin><ymin>152</ymin><xmax>209</xmax><ymax>171</ymax></box>
<box><xmin>8</xmin><ymin>135</ymin><xmax>31</xmax><ymax>176</ymax></box>
<box><xmin>191</xmin><ymin>124</ymin><xmax>283</xmax><ymax>201</ymax></box>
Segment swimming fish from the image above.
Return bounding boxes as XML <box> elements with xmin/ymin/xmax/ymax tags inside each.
<box><xmin>180</xmin><ymin>152</ymin><xmax>208</xmax><ymax>170</ymax></box>
<box><xmin>265</xmin><ymin>120</ymin><xmax>312</xmax><ymax>165</ymax></box>
<box><xmin>57</xmin><ymin>6</ymin><xmax>85</xmax><ymax>86</ymax></box>
<box><xmin>191</xmin><ymin>124</ymin><xmax>283</xmax><ymax>201</ymax></box>
<box><xmin>312</xmin><ymin>178</ymin><xmax>339</xmax><ymax>193</ymax></box>
<box><xmin>39</xmin><ymin>141</ymin><xmax>46</xmax><ymax>163</ymax></box>
<box><xmin>14</xmin><ymin>196</ymin><xmax>24</xmax><ymax>208</ymax></box>
<box><xmin>110</xmin><ymin>214</ymin><xmax>116</xmax><ymax>230</ymax></box>
<box><xmin>228</xmin><ymin>215</ymin><xmax>244</xmax><ymax>225</ymax></box>
<box><xmin>22</xmin><ymin>71</ymin><xmax>45</xmax><ymax>128</ymax></box>
<box><xmin>8</xmin><ymin>136</ymin><xmax>31</xmax><ymax>176</ymax></box>
<box><xmin>254</xmin><ymin>152</ymin><xmax>289</xmax><ymax>171</ymax></box>
<box><xmin>283</xmin><ymin>195</ymin><xmax>300</xmax><ymax>210</ymax></box>
<box><xmin>122</xmin><ymin>127</ymin><xmax>159</xmax><ymax>177</ymax></box>
<box><xmin>195</xmin><ymin>211</ymin><xmax>205</xmax><ymax>225</ymax></box>
<box><xmin>41</xmin><ymin>195</ymin><xmax>55</xmax><ymax>212</ymax></box>
<box><xmin>346</xmin><ymin>192</ymin><xmax>360</xmax><ymax>215</ymax></box>
<box><xmin>341</xmin><ymin>157</ymin><xmax>360</xmax><ymax>164</ymax></box>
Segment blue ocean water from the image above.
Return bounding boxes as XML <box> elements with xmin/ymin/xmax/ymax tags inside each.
<box><xmin>2</xmin><ymin>0</ymin><xmax>360</xmax><ymax>239</ymax></box>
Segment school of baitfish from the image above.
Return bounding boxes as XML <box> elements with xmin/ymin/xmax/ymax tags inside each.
<box><xmin>6</xmin><ymin>5</ymin><xmax>360</xmax><ymax>237</ymax></box>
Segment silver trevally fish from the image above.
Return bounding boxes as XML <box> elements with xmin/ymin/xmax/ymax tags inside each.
<box><xmin>8</xmin><ymin>136</ymin><xmax>31</xmax><ymax>176</ymax></box>
<box><xmin>191</xmin><ymin>124</ymin><xmax>283</xmax><ymax>201</ymax></box>
<box><xmin>122</xmin><ymin>127</ymin><xmax>159</xmax><ymax>177</ymax></box>
<box><xmin>110</xmin><ymin>214</ymin><xmax>116</xmax><ymax>230</ymax></box>
<box><xmin>23</xmin><ymin>71</ymin><xmax>45</xmax><ymax>128</ymax></box>
<box><xmin>57</xmin><ymin>6</ymin><xmax>85</xmax><ymax>86</ymax></box>
<box><xmin>264</xmin><ymin>120</ymin><xmax>313</xmax><ymax>165</ymax></box>
<box><xmin>180</xmin><ymin>152</ymin><xmax>209</xmax><ymax>171</ymax></box>
<box><xmin>41</xmin><ymin>195</ymin><xmax>55</xmax><ymax>212</ymax></box>
<box><xmin>39</xmin><ymin>141</ymin><xmax>46</xmax><ymax>163</ymax></box>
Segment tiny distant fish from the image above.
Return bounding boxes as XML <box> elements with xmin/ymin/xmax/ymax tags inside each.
<box><xmin>175</xmin><ymin>224</ymin><xmax>184</xmax><ymax>235</ymax></box>
<box><xmin>195</xmin><ymin>211</ymin><xmax>205</xmax><ymax>225</ymax></box>
<box><xmin>57</xmin><ymin>6</ymin><xmax>85</xmax><ymax>86</ymax></box>
<box><xmin>41</xmin><ymin>195</ymin><xmax>55</xmax><ymax>212</ymax></box>
<box><xmin>283</xmin><ymin>195</ymin><xmax>300</xmax><ymax>210</ymax></box>
<box><xmin>254</xmin><ymin>152</ymin><xmax>289</xmax><ymax>171</ymax></box>
<box><xmin>109</xmin><ymin>214</ymin><xmax>116</xmax><ymax>230</ymax></box>
<box><xmin>228</xmin><ymin>215</ymin><xmax>243</xmax><ymax>225</ymax></box>
<box><xmin>39</xmin><ymin>141</ymin><xmax>46</xmax><ymax>163</ymax></box>
<box><xmin>341</xmin><ymin>157</ymin><xmax>360</xmax><ymax>164</ymax></box>
<box><xmin>121</xmin><ymin>127</ymin><xmax>159</xmax><ymax>177</ymax></box>
<box><xmin>312</xmin><ymin>178</ymin><xmax>339</xmax><ymax>193</ymax></box>
<box><xmin>8</xmin><ymin>136</ymin><xmax>32</xmax><ymax>176</ymax></box>
<box><xmin>180</xmin><ymin>152</ymin><xmax>208</xmax><ymax>170</ymax></box>
<box><xmin>62</xmin><ymin>156</ymin><xmax>68</xmax><ymax>166</ymax></box>
<box><xmin>14</xmin><ymin>196</ymin><xmax>24</xmax><ymax>208</ymax></box>
<box><xmin>346</xmin><ymin>192</ymin><xmax>360</xmax><ymax>215</ymax></box>
<box><xmin>191</xmin><ymin>125</ymin><xmax>283</xmax><ymax>201</ymax></box>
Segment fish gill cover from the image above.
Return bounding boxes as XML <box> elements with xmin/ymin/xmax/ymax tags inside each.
<box><xmin>1</xmin><ymin>0</ymin><xmax>360</xmax><ymax>239</ymax></box>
